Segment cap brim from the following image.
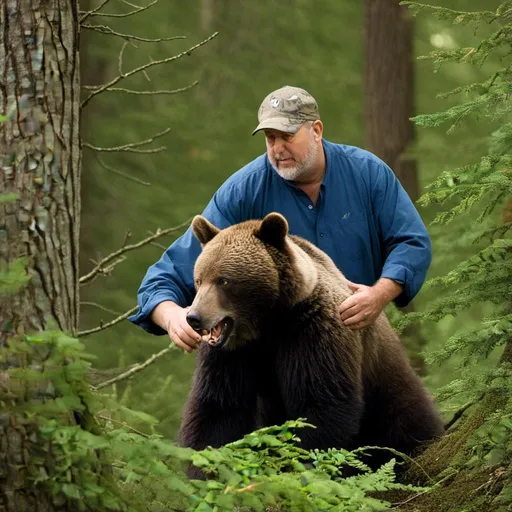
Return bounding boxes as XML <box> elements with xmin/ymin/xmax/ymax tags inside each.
<box><xmin>251</xmin><ymin>117</ymin><xmax>303</xmax><ymax>136</ymax></box>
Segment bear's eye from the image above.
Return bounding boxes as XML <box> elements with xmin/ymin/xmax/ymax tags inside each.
<box><xmin>195</xmin><ymin>279</ymin><xmax>201</xmax><ymax>288</ymax></box>
<box><xmin>219</xmin><ymin>278</ymin><xmax>229</xmax><ymax>287</ymax></box>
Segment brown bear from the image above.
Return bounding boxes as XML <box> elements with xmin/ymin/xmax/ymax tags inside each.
<box><xmin>179</xmin><ymin>212</ymin><xmax>444</xmax><ymax>468</ymax></box>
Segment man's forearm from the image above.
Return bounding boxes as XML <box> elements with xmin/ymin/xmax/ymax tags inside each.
<box><xmin>151</xmin><ymin>300</ymin><xmax>182</xmax><ymax>331</ymax></box>
<box><xmin>373</xmin><ymin>278</ymin><xmax>403</xmax><ymax>307</ymax></box>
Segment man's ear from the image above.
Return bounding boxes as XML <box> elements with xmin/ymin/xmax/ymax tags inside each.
<box><xmin>191</xmin><ymin>216</ymin><xmax>220</xmax><ymax>246</ymax></box>
<box><xmin>254</xmin><ymin>212</ymin><xmax>288</xmax><ymax>250</ymax></box>
<box><xmin>312</xmin><ymin>119</ymin><xmax>323</xmax><ymax>142</ymax></box>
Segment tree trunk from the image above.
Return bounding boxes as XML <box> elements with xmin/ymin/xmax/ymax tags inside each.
<box><xmin>364</xmin><ymin>0</ymin><xmax>426</xmax><ymax>374</ymax></box>
<box><xmin>0</xmin><ymin>1</ymin><xmax>81</xmax><ymax>509</ymax></box>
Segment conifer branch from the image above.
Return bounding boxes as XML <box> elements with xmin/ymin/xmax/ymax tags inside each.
<box><xmin>93</xmin><ymin>345</ymin><xmax>175</xmax><ymax>390</ymax></box>
<box><xmin>82</xmin><ymin>128</ymin><xmax>171</xmax><ymax>154</ymax></box>
<box><xmin>77</xmin><ymin>306</ymin><xmax>138</xmax><ymax>338</ymax></box>
<box><xmin>79</xmin><ymin>218</ymin><xmax>192</xmax><ymax>285</ymax></box>
<box><xmin>81</xmin><ymin>32</ymin><xmax>218</xmax><ymax>108</ymax></box>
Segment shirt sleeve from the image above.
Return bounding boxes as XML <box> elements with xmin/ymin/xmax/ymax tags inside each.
<box><xmin>128</xmin><ymin>189</ymin><xmax>241</xmax><ymax>335</ymax></box>
<box><xmin>370</xmin><ymin>161</ymin><xmax>432</xmax><ymax>307</ymax></box>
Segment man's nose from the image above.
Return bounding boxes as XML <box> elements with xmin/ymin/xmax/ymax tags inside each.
<box><xmin>273</xmin><ymin>137</ymin><xmax>286</xmax><ymax>154</ymax></box>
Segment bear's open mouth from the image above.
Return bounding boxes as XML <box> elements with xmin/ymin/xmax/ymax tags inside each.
<box><xmin>201</xmin><ymin>317</ymin><xmax>234</xmax><ymax>349</ymax></box>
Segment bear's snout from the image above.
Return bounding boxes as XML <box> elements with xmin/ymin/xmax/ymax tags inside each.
<box><xmin>186</xmin><ymin>310</ymin><xmax>205</xmax><ymax>332</ymax></box>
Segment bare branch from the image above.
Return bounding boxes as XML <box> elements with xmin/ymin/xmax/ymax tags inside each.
<box><xmin>118</xmin><ymin>40</ymin><xmax>129</xmax><ymax>76</ymax></box>
<box><xmin>96</xmin><ymin>415</ymin><xmax>150</xmax><ymax>437</ymax></box>
<box><xmin>81</xmin><ymin>24</ymin><xmax>186</xmax><ymax>44</ymax></box>
<box><xmin>82</xmin><ymin>127</ymin><xmax>171</xmax><ymax>154</ymax></box>
<box><xmin>79</xmin><ymin>0</ymin><xmax>113</xmax><ymax>24</ymax></box>
<box><xmin>92</xmin><ymin>153</ymin><xmax>151</xmax><ymax>186</ymax></box>
<box><xmin>79</xmin><ymin>217</ymin><xmax>193</xmax><ymax>285</ymax></box>
<box><xmin>81</xmin><ymin>301</ymin><xmax>122</xmax><ymax>315</ymax></box>
<box><xmin>77</xmin><ymin>306</ymin><xmax>139</xmax><ymax>338</ymax></box>
<box><xmin>93</xmin><ymin>345</ymin><xmax>175</xmax><ymax>390</ymax></box>
<box><xmin>80</xmin><ymin>0</ymin><xmax>158</xmax><ymax>21</ymax></box>
<box><xmin>81</xmin><ymin>81</ymin><xmax>199</xmax><ymax>96</ymax></box>
<box><xmin>84</xmin><ymin>144</ymin><xmax>166</xmax><ymax>154</ymax></box>
<box><xmin>81</xmin><ymin>32</ymin><xmax>218</xmax><ymax>108</ymax></box>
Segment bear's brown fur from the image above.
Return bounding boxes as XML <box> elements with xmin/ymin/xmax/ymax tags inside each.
<box><xmin>179</xmin><ymin>213</ymin><xmax>444</xmax><ymax>469</ymax></box>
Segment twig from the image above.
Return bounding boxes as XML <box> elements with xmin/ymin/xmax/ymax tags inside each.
<box><xmin>77</xmin><ymin>306</ymin><xmax>139</xmax><ymax>338</ymax></box>
<box><xmin>445</xmin><ymin>400</ymin><xmax>475</xmax><ymax>430</ymax></box>
<box><xmin>79</xmin><ymin>0</ymin><xmax>113</xmax><ymax>24</ymax></box>
<box><xmin>122</xmin><ymin>231</ymin><xmax>132</xmax><ymax>248</ymax></box>
<box><xmin>93</xmin><ymin>346</ymin><xmax>175</xmax><ymax>390</ymax></box>
<box><xmin>80</xmin><ymin>301</ymin><xmax>122</xmax><ymax>315</ymax></box>
<box><xmin>392</xmin><ymin>470</ymin><xmax>457</xmax><ymax>508</ymax></box>
<box><xmin>92</xmin><ymin>153</ymin><xmax>151</xmax><ymax>186</ymax></box>
<box><xmin>353</xmin><ymin>445</ymin><xmax>434</xmax><ymax>483</ymax></box>
<box><xmin>96</xmin><ymin>414</ymin><xmax>149</xmax><ymax>437</ymax></box>
<box><xmin>81</xmin><ymin>81</ymin><xmax>199</xmax><ymax>96</ymax></box>
<box><xmin>82</xmin><ymin>127</ymin><xmax>171</xmax><ymax>154</ymax></box>
<box><xmin>81</xmin><ymin>24</ymin><xmax>186</xmax><ymax>44</ymax></box>
<box><xmin>118</xmin><ymin>40</ymin><xmax>128</xmax><ymax>75</ymax></box>
<box><xmin>81</xmin><ymin>32</ymin><xmax>218</xmax><ymax>108</ymax></box>
<box><xmin>80</xmin><ymin>0</ymin><xmax>158</xmax><ymax>20</ymax></box>
<box><xmin>79</xmin><ymin>217</ymin><xmax>192</xmax><ymax>285</ymax></box>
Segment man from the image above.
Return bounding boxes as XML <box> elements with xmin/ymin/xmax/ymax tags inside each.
<box><xmin>129</xmin><ymin>86</ymin><xmax>432</xmax><ymax>353</ymax></box>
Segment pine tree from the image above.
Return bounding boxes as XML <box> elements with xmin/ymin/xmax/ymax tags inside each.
<box><xmin>397</xmin><ymin>2</ymin><xmax>512</xmax><ymax>510</ymax></box>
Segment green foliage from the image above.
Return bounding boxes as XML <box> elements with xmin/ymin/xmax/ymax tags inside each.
<box><xmin>0</xmin><ymin>257</ymin><xmax>31</xmax><ymax>297</ymax></box>
<box><xmin>2</xmin><ymin>331</ymin><xmax>427</xmax><ymax>511</ymax></box>
<box><xmin>401</xmin><ymin>0</ymin><xmax>512</xmax><ymax>503</ymax></box>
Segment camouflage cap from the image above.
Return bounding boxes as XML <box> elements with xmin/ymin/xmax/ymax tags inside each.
<box><xmin>252</xmin><ymin>85</ymin><xmax>320</xmax><ymax>136</ymax></box>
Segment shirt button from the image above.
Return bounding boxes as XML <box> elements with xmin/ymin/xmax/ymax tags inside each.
<box><xmin>308</xmin><ymin>205</ymin><xmax>313</xmax><ymax>210</ymax></box>
<box><xmin>320</xmin><ymin>233</ymin><xmax>324</xmax><ymax>237</ymax></box>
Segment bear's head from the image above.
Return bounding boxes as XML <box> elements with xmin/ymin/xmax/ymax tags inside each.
<box><xmin>187</xmin><ymin>213</ymin><xmax>318</xmax><ymax>350</ymax></box>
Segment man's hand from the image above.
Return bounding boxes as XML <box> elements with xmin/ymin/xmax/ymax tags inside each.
<box><xmin>151</xmin><ymin>301</ymin><xmax>202</xmax><ymax>352</ymax></box>
<box><xmin>339</xmin><ymin>278</ymin><xmax>403</xmax><ymax>330</ymax></box>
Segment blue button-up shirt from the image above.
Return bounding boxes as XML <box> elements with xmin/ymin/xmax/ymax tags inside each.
<box><xmin>129</xmin><ymin>140</ymin><xmax>432</xmax><ymax>335</ymax></box>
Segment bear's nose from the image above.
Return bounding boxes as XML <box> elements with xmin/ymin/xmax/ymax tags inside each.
<box><xmin>186</xmin><ymin>310</ymin><xmax>204</xmax><ymax>332</ymax></box>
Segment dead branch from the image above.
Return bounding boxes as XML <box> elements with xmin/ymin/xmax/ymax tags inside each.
<box><xmin>81</xmin><ymin>81</ymin><xmax>199</xmax><ymax>96</ymax></box>
<box><xmin>81</xmin><ymin>23</ymin><xmax>186</xmax><ymax>44</ymax></box>
<box><xmin>81</xmin><ymin>301</ymin><xmax>122</xmax><ymax>315</ymax></box>
<box><xmin>96</xmin><ymin>414</ymin><xmax>150</xmax><ymax>437</ymax></box>
<box><xmin>79</xmin><ymin>217</ymin><xmax>193</xmax><ymax>285</ymax></box>
<box><xmin>92</xmin><ymin>153</ymin><xmax>151</xmax><ymax>186</ymax></box>
<box><xmin>79</xmin><ymin>0</ymin><xmax>113</xmax><ymax>24</ymax></box>
<box><xmin>81</xmin><ymin>32</ymin><xmax>218</xmax><ymax>108</ymax></box>
<box><xmin>445</xmin><ymin>400</ymin><xmax>476</xmax><ymax>430</ymax></box>
<box><xmin>77</xmin><ymin>306</ymin><xmax>138</xmax><ymax>338</ymax></box>
<box><xmin>93</xmin><ymin>345</ymin><xmax>175</xmax><ymax>390</ymax></box>
<box><xmin>82</xmin><ymin>127</ymin><xmax>170</xmax><ymax>154</ymax></box>
<box><xmin>80</xmin><ymin>0</ymin><xmax>158</xmax><ymax>21</ymax></box>
<box><xmin>118</xmin><ymin>40</ymin><xmax>129</xmax><ymax>75</ymax></box>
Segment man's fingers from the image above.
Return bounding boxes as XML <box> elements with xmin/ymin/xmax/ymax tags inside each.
<box><xmin>343</xmin><ymin>310</ymin><xmax>369</xmax><ymax>326</ymax></box>
<box><xmin>339</xmin><ymin>295</ymin><xmax>359</xmax><ymax>314</ymax></box>
<box><xmin>170</xmin><ymin>328</ymin><xmax>198</xmax><ymax>352</ymax></box>
<box><xmin>171</xmin><ymin>334</ymin><xmax>194</xmax><ymax>353</ymax></box>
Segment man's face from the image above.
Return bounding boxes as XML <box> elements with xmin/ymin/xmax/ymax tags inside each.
<box><xmin>264</xmin><ymin>122</ymin><xmax>320</xmax><ymax>181</ymax></box>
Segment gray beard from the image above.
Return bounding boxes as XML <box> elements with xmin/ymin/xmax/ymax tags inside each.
<box><xmin>274</xmin><ymin>137</ymin><xmax>319</xmax><ymax>182</ymax></box>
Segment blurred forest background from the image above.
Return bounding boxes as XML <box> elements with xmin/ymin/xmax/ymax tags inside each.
<box><xmin>78</xmin><ymin>0</ymin><xmax>503</xmax><ymax>440</ymax></box>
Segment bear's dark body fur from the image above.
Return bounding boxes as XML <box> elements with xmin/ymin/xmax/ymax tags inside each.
<box><xmin>179</xmin><ymin>214</ymin><xmax>444</xmax><ymax>468</ymax></box>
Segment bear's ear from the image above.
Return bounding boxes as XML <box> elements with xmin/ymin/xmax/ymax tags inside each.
<box><xmin>254</xmin><ymin>213</ymin><xmax>289</xmax><ymax>250</ymax></box>
<box><xmin>191</xmin><ymin>215</ymin><xmax>220</xmax><ymax>246</ymax></box>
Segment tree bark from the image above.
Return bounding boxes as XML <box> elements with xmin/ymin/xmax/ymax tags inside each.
<box><xmin>0</xmin><ymin>1</ymin><xmax>81</xmax><ymax>510</ymax></box>
<box><xmin>364</xmin><ymin>0</ymin><xmax>427</xmax><ymax>374</ymax></box>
